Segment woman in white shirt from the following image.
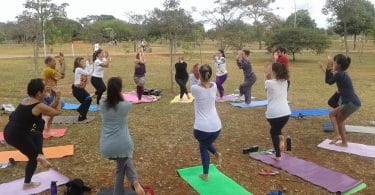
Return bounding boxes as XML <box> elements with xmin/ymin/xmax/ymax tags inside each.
<box><xmin>191</xmin><ymin>64</ymin><xmax>222</xmax><ymax>182</ymax></box>
<box><xmin>72</xmin><ymin>57</ymin><xmax>93</xmax><ymax>121</ymax></box>
<box><xmin>91</xmin><ymin>48</ymin><xmax>109</xmax><ymax>105</ymax></box>
<box><xmin>264</xmin><ymin>62</ymin><xmax>291</xmax><ymax>161</ymax></box>
<box><xmin>214</xmin><ymin>49</ymin><xmax>228</xmax><ymax>99</ymax></box>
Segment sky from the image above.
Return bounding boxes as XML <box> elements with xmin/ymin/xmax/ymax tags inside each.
<box><xmin>1</xmin><ymin>0</ymin><xmax>375</xmax><ymax>29</ymax></box>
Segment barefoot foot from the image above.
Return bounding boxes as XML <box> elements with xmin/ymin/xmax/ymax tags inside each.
<box><xmin>23</xmin><ymin>182</ymin><xmax>41</xmax><ymax>190</ymax></box>
<box><xmin>329</xmin><ymin>136</ymin><xmax>341</xmax><ymax>144</ymax></box>
<box><xmin>133</xmin><ymin>181</ymin><xmax>145</xmax><ymax>195</ymax></box>
<box><xmin>335</xmin><ymin>142</ymin><xmax>348</xmax><ymax>147</ymax></box>
<box><xmin>215</xmin><ymin>152</ymin><xmax>222</xmax><ymax>167</ymax></box>
<box><xmin>199</xmin><ymin>174</ymin><xmax>208</xmax><ymax>182</ymax></box>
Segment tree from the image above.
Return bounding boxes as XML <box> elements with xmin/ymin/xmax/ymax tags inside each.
<box><xmin>0</xmin><ymin>31</ymin><xmax>5</xmax><ymax>43</ymax></box>
<box><xmin>23</xmin><ymin>0</ymin><xmax>68</xmax><ymax>57</ymax></box>
<box><xmin>285</xmin><ymin>10</ymin><xmax>316</xmax><ymax>29</ymax></box>
<box><xmin>227</xmin><ymin>0</ymin><xmax>275</xmax><ymax>49</ymax></box>
<box><xmin>266</xmin><ymin>28</ymin><xmax>331</xmax><ymax>61</ymax></box>
<box><xmin>322</xmin><ymin>0</ymin><xmax>373</xmax><ymax>55</ymax></box>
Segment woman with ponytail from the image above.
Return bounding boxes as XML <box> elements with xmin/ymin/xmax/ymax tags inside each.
<box><xmin>91</xmin><ymin>48</ymin><xmax>109</xmax><ymax>105</ymax></box>
<box><xmin>191</xmin><ymin>64</ymin><xmax>222</xmax><ymax>182</ymax></box>
<box><xmin>99</xmin><ymin>77</ymin><xmax>145</xmax><ymax>195</ymax></box>
<box><xmin>325</xmin><ymin>54</ymin><xmax>361</xmax><ymax>147</ymax></box>
<box><xmin>264</xmin><ymin>62</ymin><xmax>291</xmax><ymax>161</ymax></box>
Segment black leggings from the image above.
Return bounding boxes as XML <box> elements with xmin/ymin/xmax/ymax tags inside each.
<box><xmin>175</xmin><ymin>77</ymin><xmax>188</xmax><ymax>99</ymax></box>
<box><xmin>267</xmin><ymin>115</ymin><xmax>289</xmax><ymax>157</ymax></box>
<box><xmin>91</xmin><ymin>76</ymin><xmax>106</xmax><ymax>105</ymax></box>
<box><xmin>4</xmin><ymin>130</ymin><xmax>43</xmax><ymax>183</ymax></box>
<box><xmin>72</xmin><ymin>85</ymin><xmax>92</xmax><ymax>117</ymax></box>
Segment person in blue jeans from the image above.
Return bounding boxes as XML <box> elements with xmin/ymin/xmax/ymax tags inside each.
<box><xmin>191</xmin><ymin>64</ymin><xmax>222</xmax><ymax>182</ymax></box>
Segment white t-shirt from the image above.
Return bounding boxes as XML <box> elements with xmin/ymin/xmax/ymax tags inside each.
<box><xmin>92</xmin><ymin>58</ymin><xmax>107</xmax><ymax>78</ymax></box>
<box><xmin>214</xmin><ymin>57</ymin><xmax>227</xmax><ymax>76</ymax></box>
<box><xmin>265</xmin><ymin>79</ymin><xmax>291</xmax><ymax>119</ymax></box>
<box><xmin>191</xmin><ymin>82</ymin><xmax>222</xmax><ymax>132</ymax></box>
<box><xmin>74</xmin><ymin>67</ymin><xmax>91</xmax><ymax>85</ymax></box>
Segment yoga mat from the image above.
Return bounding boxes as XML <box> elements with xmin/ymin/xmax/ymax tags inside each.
<box><xmin>250</xmin><ymin>152</ymin><xmax>364</xmax><ymax>193</ymax></box>
<box><xmin>177</xmin><ymin>164</ymin><xmax>251</xmax><ymax>195</ymax></box>
<box><xmin>0</xmin><ymin>145</ymin><xmax>74</xmax><ymax>163</ymax></box>
<box><xmin>0</xmin><ymin>169</ymin><xmax>69</xmax><ymax>195</ymax></box>
<box><xmin>0</xmin><ymin>131</ymin><xmax>4</xmax><ymax>143</ymax></box>
<box><xmin>318</xmin><ymin>139</ymin><xmax>375</xmax><ymax>158</ymax></box>
<box><xmin>63</xmin><ymin>103</ymin><xmax>98</xmax><ymax>112</ymax></box>
<box><xmin>52</xmin><ymin>115</ymin><xmax>95</xmax><ymax>124</ymax></box>
<box><xmin>291</xmin><ymin>109</ymin><xmax>330</xmax><ymax>117</ymax></box>
<box><xmin>170</xmin><ymin>93</ymin><xmax>194</xmax><ymax>104</ymax></box>
<box><xmin>215</xmin><ymin>95</ymin><xmax>255</xmax><ymax>102</ymax></box>
<box><xmin>323</xmin><ymin>122</ymin><xmax>375</xmax><ymax>134</ymax></box>
<box><xmin>343</xmin><ymin>182</ymin><xmax>367</xmax><ymax>195</ymax></box>
<box><xmin>98</xmin><ymin>186</ymin><xmax>153</xmax><ymax>195</ymax></box>
<box><xmin>230</xmin><ymin>100</ymin><xmax>268</xmax><ymax>108</ymax></box>
<box><xmin>123</xmin><ymin>92</ymin><xmax>157</xmax><ymax>104</ymax></box>
<box><xmin>43</xmin><ymin>128</ymin><xmax>67</xmax><ymax>139</ymax></box>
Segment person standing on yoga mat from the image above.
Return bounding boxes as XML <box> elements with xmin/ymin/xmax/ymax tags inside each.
<box><xmin>72</xmin><ymin>57</ymin><xmax>93</xmax><ymax>121</ymax></box>
<box><xmin>236</xmin><ymin>49</ymin><xmax>256</xmax><ymax>104</ymax></box>
<box><xmin>326</xmin><ymin>54</ymin><xmax>361</xmax><ymax>147</ymax></box>
<box><xmin>91</xmin><ymin>48</ymin><xmax>109</xmax><ymax>105</ymax></box>
<box><xmin>99</xmin><ymin>77</ymin><xmax>144</xmax><ymax>195</ymax></box>
<box><xmin>264</xmin><ymin>62</ymin><xmax>291</xmax><ymax>161</ymax></box>
<box><xmin>134</xmin><ymin>48</ymin><xmax>146</xmax><ymax>102</ymax></box>
<box><xmin>214</xmin><ymin>49</ymin><xmax>228</xmax><ymax>99</ymax></box>
<box><xmin>191</xmin><ymin>64</ymin><xmax>222</xmax><ymax>182</ymax></box>
<box><xmin>4</xmin><ymin>78</ymin><xmax>61</xmax><ymax>190</ymax></box>
<box><xmin>175</xmin><ymin>56</ymin><xmax>190</xmax><ymax>100</ymax></box>
<box><xmin>42</xmin><ymin>53</ymin><xmax>65</xmax><ymax>135</ymax></box>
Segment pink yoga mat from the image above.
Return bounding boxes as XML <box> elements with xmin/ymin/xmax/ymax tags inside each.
<box><xmin>0</xmin><ymin>132</ymin><xmax>4</xmax><ymax>142</ymax></box>
<box><xmin>250</xmin><ymin>152</ymin><xmax>362</xmax><ymax>193</ymax></box>
<box><xmin>318</xmin><ymin>139</ymin><xmax>375</xmax><ymax>158</ymax></box>
<box><xmin>0</xmin><ymin>169</ymin><xmax>69</xmax><ymax>195</ymax></box>
<box><xmin>43</xmin><ymin>128</ymin><xmax>67</xmax><ymax>139</ymax></box>
<box><xmin>123</xmin><ymin>92</ymin><xmax>153</xmax><ymax>104</ymax></box>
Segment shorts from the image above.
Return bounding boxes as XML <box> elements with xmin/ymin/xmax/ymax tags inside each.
<box><xmin>339</xmin><ymin>102</ymin><xmax>360</xmax><ymax>118</ymax></box>
<box><xmin>43</xmin><ymin>91</ymin><xmax>56</xmax><ymax>106</ymax></box>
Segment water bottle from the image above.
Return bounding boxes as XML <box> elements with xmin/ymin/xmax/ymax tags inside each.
<box><xmin>286</xmin><ymin>136</ymin><xmax>292</xmax><ymax>151</ymax></box>
<box><xmin>50</xmin><ymin>181</ymin><xmax>57</xmax><ymax>195</ymax></box>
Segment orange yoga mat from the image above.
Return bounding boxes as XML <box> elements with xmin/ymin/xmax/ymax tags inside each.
<box><xmin>0</xmin><ymin>145</ymin><xmax>74</xmax><ymax>163</ymax></box>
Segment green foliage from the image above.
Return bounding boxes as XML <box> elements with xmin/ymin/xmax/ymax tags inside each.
<box><xmin>266</xmin><ymin>28</ymin><xmax>331</xmax><ymax>61</ymax></box>
<box><xmin>285</xmin><ymin>10</ymin><xmax>316</xmax><ymax>29</ymax></box>
<box><xmin>0</xmin><ymin>31</ymin><xmax>5</xmax><ymax>43</ymax></box>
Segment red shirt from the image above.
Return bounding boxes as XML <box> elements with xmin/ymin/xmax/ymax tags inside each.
<box><xmin>277</xmin><ymin>55</ymin><xmax>289</xmax><ymax>70</ymax></box>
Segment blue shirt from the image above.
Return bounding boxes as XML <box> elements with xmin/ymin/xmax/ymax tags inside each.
<box><xmin>326</xmin><ymin>71</ymin><xmax>361</xmax><ymax>107</ymax></box>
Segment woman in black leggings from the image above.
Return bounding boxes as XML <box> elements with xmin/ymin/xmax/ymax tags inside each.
<box><xmin>4</xmin><ymin>78</ymin><xmax>61</xmax><ymax>190</ymax></box>
<box><xmin>175</xmin><ymin>56</ymin><xmax>190</xmax><ymax>100</ymax></box>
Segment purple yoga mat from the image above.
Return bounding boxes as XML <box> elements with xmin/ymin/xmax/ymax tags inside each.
<box><xmin>318</xmin><ymin>139</ymin><xmax>375</xmax><ymax>158</ymax></box>
<box><xmin>0</xmin><ymin>169</ymin><xmax>69</xmax><ymax>195</ymax></box>
<box><xmin>250</xmin><ymin>152</ymin><xmax>362</xmax><ymax>193</ymax></box>
<box><xmin>123</xmin><ymin>92</ymin><xmax>153</xmax><ymax>103</ymax></box>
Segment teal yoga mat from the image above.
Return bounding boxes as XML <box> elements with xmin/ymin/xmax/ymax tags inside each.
<box><xmin>177</xmin><ymin>164</ymin><xmax>251</xmax><ymax>195</ymax></box>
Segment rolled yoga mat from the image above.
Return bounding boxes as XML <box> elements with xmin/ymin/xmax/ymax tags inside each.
<box><xmin>177</xmin><ymin>164</ymin><xmax>252</xmax><ymax>195</ymax></box>
<box><xmin>250</xmin><ymin>152</ymin><xmax>365</xmax><ymax>194</ymax></box>
<box><xmin>0</xmin><ymin>169</ymin><xmax>69</xmax><ymax>195</ymax></box>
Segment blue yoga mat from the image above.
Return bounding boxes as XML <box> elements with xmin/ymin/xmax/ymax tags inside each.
<box><xmin>230</xmin><ymin>100</ymin><xmax>268</xmax><ymax>108</ymax></box>
<box><xmin>291</xmin><ymin>109</ymin><xmax>330</xmax><ymax>117</ymax></box>
<box><xmin>63</xmin><ymin>103</ymin><xmax>99</xmax><ymax>112</ymax></box>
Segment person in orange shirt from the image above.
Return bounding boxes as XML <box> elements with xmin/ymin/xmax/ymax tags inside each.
<box><xmin>41</xmin><ymin>53</ymin><xmax>65</xmax><ymax>135</ymax></box>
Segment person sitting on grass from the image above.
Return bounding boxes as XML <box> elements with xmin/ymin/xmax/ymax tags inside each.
<box><xmin>99</xmin><ymin>77</ymin><xmax>145</xmax><ymax>195</ymax></box>
<box><xmin>4</xmin><ymin>78</ymin><xmax>61</xmax><ymax>190</ymax></box>
<box><xmin>264</xmin><ymin>62</ymin><xmax>291</xmax><ymax>161</ymax></box>
<box><xmin>325</xmin><ymin>54</ymin><xmax>361</xmax><ymax>147</ymax></box>
<box><xmin>191</xmin><ymin>64</ymin><xmax>222</xmax><ymax>182</ymax></box>
<box><xmin>41</xmin><ymin>53</ymin><xmax>65</xmax><ymax>135</ymax></box>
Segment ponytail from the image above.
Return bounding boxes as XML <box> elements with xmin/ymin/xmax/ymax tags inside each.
<box><xmin>272</xmin><ymin>62</ymin><xmax>289</xmax><ymax>80</ymax></box>
<box><xmin>199</xmin><ymin>64</ymin><xmax>212</xmax><ymax>82</ymax></box>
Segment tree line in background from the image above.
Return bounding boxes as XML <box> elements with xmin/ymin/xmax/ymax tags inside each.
<box><xmin>0</xmin><ymin>0</ymin><xmax>375</xmax><ymax>61</ymax></box>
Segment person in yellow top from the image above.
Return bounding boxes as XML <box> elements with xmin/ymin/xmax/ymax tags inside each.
<box><xmin>41</xmin><ymin>52</ymin><xmax>65</xmax><ymax>135</ymax></box>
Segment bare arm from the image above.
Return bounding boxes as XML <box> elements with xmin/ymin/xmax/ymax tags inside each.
<box><xmin>32</xmin><ymin>102</ymin><xmax>61</xmax><ymax>117</ymax></box>
<box><xmin>264</xmin><ymin>64</ymin><xmax>272</xmax><ymax>80</ymax></box>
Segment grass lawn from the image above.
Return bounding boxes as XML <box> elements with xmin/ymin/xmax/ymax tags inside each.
<box><xmin>0</xmin><ymin>44</ymin><xmax>374</xmax><ymax>194</ymax></box>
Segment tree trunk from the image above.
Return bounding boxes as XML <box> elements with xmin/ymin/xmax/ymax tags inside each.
<box><xmin>292</xmin><ymin>52</ymin><xmax>296</xmax><ymax>61</ymax></box>
<box><xmin>170</xmin><ymin>37</ymin><xmax>174</xmax><ymax>91</ymax></box>
<box><xmin>353</xmin><ymin>34</ymin><xmax>357</xmax><ymax>50</ymax></box>
<box><xmin>258</xmin><ymin>40</ymin><xmax>262</xmax><ymax>50</ymax></box>
<box><xmin>343</xmin><ymin>22</ymin><xmax>349</xmax><ymax>56</ymax></box>
<box><xmin>133</xmin><ymin>40</ymin><xmax>136</xmax><ymax>52</ymax></box>
<box><xmin>33</xmin><ymin>42</ymin><xmax>39</xmax><ymax>73</ymax></box>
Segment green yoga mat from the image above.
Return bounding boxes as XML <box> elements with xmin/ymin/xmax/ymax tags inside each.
<box><xmin>177</xmin><ymin>164</ymin><xmax>251</xmax><ymax>195</ymax></box>
<box><xmin>344</xmin><ymin>183</ymin><xmax>367</xmax><ymax>195</ymax></box>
